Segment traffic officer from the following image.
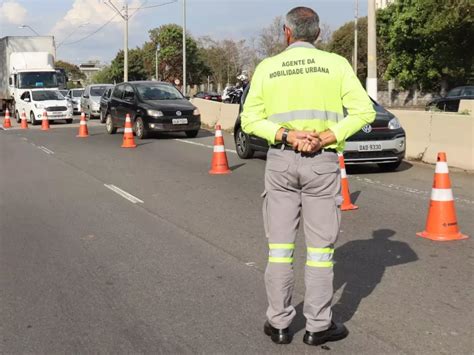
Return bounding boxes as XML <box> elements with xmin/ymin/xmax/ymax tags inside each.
<box><xmin>241</xmin><ymin>6</ymin><xmax>376</xmax><ymax>346</ymax></box>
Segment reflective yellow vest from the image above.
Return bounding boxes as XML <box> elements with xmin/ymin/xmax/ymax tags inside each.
<box><xmin>241</xmin><ymin>42</ymin><xmax>376</xmax><ymax>150</ymax></box>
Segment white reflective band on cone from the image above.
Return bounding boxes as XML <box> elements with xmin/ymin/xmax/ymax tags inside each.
<box><xmin>435</xmin><ymin>162</ymin><xmax>449</xmax><ymax>174</ymax></box>
<box><xmin>214</xmin><ymin>145</ymin><xmax>225</xmax><ymax>153</ymax></box>
<box><xmin>340</xmin><ymin>168</ymin><xmax>347</xmax><ymax>178</ymax></box>
<box><xmin>216</xmin><ymin>130</ymin><xmax>223</xmax><ymax>137</ymax></box>
<box><xmin>431</xmin><ymin>188</ymin><xmax>454</xmax><ymax>201</ymax></box>
<box><xmin>80</xmin><ymin>120</ymin><xmax>87</xmax><ymax>125</ymax></box>
<box><xmin>124</xmin><ymin>127</ymin><xmax>133</xmax><ymax>133</ymax></box>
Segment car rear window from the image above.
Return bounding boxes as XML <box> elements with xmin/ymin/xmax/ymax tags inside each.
<box><xmin>90</xmin><ymin>86</ymin><xmax>110</xmax><ymax>96</ymax></box>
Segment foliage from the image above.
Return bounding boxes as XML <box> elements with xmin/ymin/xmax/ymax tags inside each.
<box><xmin>109</xmin><ymin>48</ymin><xmax>148</xmax><ymax>83</ymax></box>
<box><xmin>55</xmin><ymin>60</ymin><xmax>85</xmax><ymax>81</ymax></box>
<box><xmin>378</xmin><ymin>0</ymin><xmax>474</xmax><ymax>90</ymax></box>
<box><xmin>327</xmin><ymin>16</ymin><xmax>388</xmax><ymax>86</ymax></box>
<box><xmin>91</xmin><ymin>66</ymin><xmax>115</xmax><ymax>84</ymax></box>
<box><xmin>258</xmin><ymin>16</ymin><xmax>287</xmax><ymax>58</ymax></box>
<box><xmin>142</xmin><ymin>24</ymin><xmax>211</xmax><ymax>84</ymax></box>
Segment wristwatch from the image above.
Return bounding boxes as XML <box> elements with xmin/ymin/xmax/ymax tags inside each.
<box><xmin>281</xmin><ymin>129</ymin><xmax>290</xmax><ymax>145</ymax></box>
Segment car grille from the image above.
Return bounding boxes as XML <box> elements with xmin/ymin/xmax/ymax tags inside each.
<box><xmin>344</xmin><ymin>150</ymin><xmax>399</xmax><ymax>159</ymax></box>
<box><xmin>161</xmin><ymin>110</ymin><xmax>193</xmax><ymax>117</ymax></box>
<box><xmin>46</xmin><ymin>106</ymin><xmax>67</xmax><ymax>112</ymax></box>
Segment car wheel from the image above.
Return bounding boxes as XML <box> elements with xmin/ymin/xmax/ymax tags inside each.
<box><xmin>66</xmin><ymin>119</ymin><xmax>73</xmax><ymax>124</ymax></box>
<box><xmin>235</xmin><ymin>126</ymin><xmax>254</xmax><ymax>159</ymax></box>
<box><xmin>30</xmin><ymin>111</ymin><xmax>38</xmax><ymax>126</ymax></box>
<box><xmin>134</xmin><ymin>117</ymin><xmax>149</xmax><ymax>139</ymax></box>
<box><xmin>185</xmin><ymin>130</ymin><xmax>199</xmax><ymax>138</ymax></box>
<box><xmin>378</xmin><ymin>161</ymin><xmax>402</xmax><ymax>172</ymax></box>
<box><xmin>16</xmin><ymin>110</ymin><xmax>21</xmax><ymax>123</ymax></box>
<box><xmin>106</xmin><ymin>114</ymin><xmax>117</xmax><ymax>134</ymax></box>
<box><xmin>99</xmin><ymin>111</ymin><xmax>106</xmax><ymax>124</ymax></box>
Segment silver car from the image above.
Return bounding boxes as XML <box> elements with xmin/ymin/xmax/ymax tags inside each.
<box><xmin>81</xmin><ymin>84</ymin><xmax>114</xmax><ymax>119</ymax></box>
<box><xmin>66</xmin><ymin>88</ymin><xmax>84</xmax><ymax>114</ymax></box>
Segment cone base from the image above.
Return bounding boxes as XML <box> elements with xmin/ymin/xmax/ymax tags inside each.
<box><xmin>341</xmin><ymin>204</ymin><xmax>358</xmax><ymax>211</ymax></box>
<box><xmin>416</xmin><ymin>230</ymin><xmax>469</xmax><ymax>241</ymax></box>
<box><xmin>41</xmin><ymin>128</ymin><xmax>49</xmax><ymax>131</ymax></box>
<box><xmin>76</xmin><ymin>135</ymin><xmax>89</xmax><ymax>138</ymax></box>
<box><xmin>121</xmin><ymin>144</ymin><xmax>137</xmax><ymax>148</ymax></box>
<box><xmin>209</xmin><ymin>169</ymin><xmax>231</xmax><ymax>175</ymax></box>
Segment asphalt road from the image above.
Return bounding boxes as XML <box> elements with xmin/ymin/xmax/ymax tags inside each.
<box><xmin>1</xmin><ymin>118</ymin><xmax>473</xmax><ymax>354</ymax></box>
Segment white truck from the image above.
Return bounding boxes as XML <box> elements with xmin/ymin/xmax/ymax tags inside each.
<box><xmin>0</xmin><ymin>36</ymin><xmax>58</xmax><ymax>112</ymax></box>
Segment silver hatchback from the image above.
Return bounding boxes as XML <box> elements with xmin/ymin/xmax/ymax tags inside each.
<box><xmin>81</xmin><ymin>84</ymin><xmax>114</xmax><ymax>119</ymax></box>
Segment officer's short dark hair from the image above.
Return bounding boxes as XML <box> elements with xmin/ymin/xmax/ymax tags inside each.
<box><xmin>286</xmin><ymin>7</ymin><xmax>320</xmax><ymax>43</ymax></box>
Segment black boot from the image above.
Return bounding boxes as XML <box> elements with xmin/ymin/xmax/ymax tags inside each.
<box><xmin>303</xmin><ymin>322</ymin><xmax>348</xmax><ymax>346</ymax></box>
<box><xmin>264</xmin><ymin>321</ymin><xmax>292</xmax><ymax>344</ymax></box>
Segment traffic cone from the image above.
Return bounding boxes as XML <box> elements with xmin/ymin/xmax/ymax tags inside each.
<box><xmin>3</xmin><ymin>108</ymin><xmax>12</xmax><ymax>128</ymax></box>
<box><xmin>209</xmin><ymin>124</ymin><xmax>231</xmax><ymax>175</ymax></box>
<box><xmin>41</xmin><ymin>111</ymin><xmax>50</xmax><ymax>131</ymax></box>
<box><xmin>417</xmin><ymin>152</ymin><xmax>468</xmax><ymax>241</ymax></box>
<box><xmin>121</xmin><ymin>114</ymin><xmax>136</xmax><ymax>148</ymax></box>
<box><xmin>338</xmin><ymin>153</ymin><xmax>358</xmax><ymax>211</ymax></box>
<box><xmin>20</xmin><ymin>110</ymin><xmax>28</xmax><ymax>129</ymax></box>
<box><xmin>76</xmin><ymin>112</ymin><xmax>89</xmax><ymax>138</ymax></box>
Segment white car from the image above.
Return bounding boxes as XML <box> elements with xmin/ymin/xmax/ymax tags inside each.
<box><xmin>66</xmin><ymin>88</ymin><xmax>84</xmax><ymax>114</ymax></box>
<box><xmin>15</xmin><ymin>89</ymin><xmax>74</xmax><ymax>125</ymax></box>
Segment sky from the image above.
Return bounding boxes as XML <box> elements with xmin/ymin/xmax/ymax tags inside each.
<box><xmin>0</xmin><ymin>0</ymin><xmax>368</xmax><ymax>65</ymax></box>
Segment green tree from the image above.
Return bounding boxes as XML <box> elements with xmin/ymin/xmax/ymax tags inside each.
<box><xmin>91</xmin><ymin>66</ymin><xmax>115</xmax><ymax>84</ymax></box>
<box><xmin>109</xmin><ymin>48</ymin><xmax>148</xmax><ymax>82</ymax></box>
<box><xmin>327</xmin><ymin>17</ymin><xmax>388</xmax><ymax>86</ymax></box>
<box><xmin>55</xmin><ymin>60</ymin><xmax>86</xmax><ymax>81</ymax></box>
<box><xmin>142</xmin><ymin>24</ymin><xmax>210</xmax><ymax>84</ymax></box>
<box><xmin>378</xmin><ymin>0</ymin><xmax>474</xmax><ymax>91</ymax></box>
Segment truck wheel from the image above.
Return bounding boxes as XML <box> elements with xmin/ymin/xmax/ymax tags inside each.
<box><xmin>30</xmin><ymin>111</ymin><xmax>38</xmax><ymax>126</ymax></box>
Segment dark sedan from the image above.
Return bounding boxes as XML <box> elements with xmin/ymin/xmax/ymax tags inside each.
<box><xmin>426</xmin><ymin>86</ymin><xmax>474</xmax><ymax>112</ymax></box>
<box><xmin>234</xmin><ymin>87</ymin><xmax>406</xmax><ymax>171</ymax></box>
<box><xmin>105</xmin><ymin>81</ymin><xmax>201</xmax><ymax>139</ymax></box>
<box><xmin>194</xmin><ymin>91</ymin><xmax>222</xmax><ymax>102</ymax></box>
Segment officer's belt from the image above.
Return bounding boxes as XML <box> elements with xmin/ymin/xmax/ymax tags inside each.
<box><xmin>270</xmin><ymin>144</ymin><xmax>337</xmax><ymax>154</ymax></box>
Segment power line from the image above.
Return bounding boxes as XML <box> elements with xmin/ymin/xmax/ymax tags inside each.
<box><xmin>129</xmin><ymin>0</ymin><xmax>178</xmax><ymax>18</ymax></box>
<box><xmin>61</xmin><ymin>13</ymin><xmax>119</xmax><ymax>46</ymax></box>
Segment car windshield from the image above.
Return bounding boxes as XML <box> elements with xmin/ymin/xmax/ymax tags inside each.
<box><xmin>32</xmin><ymin>90</ymin><xmax>64</xmax><ymax>101</ymax></box>
<box><xmin>447</xmin><ymin>88</ymin><xmax>462</xmax><ymax>97</ymax></box>
<box><xmin>137</xmin><ymin>84</ymin><xmax>183</xmax><ymax>100</ymax></box>
<box><xmin>72</xmin><ymin>89</ymin><xmax>84</xmax><ymax>97</ymax></box>
<box><xmin>90</xmin><ymin>86</ymin><xmax>110</xmax><ymax>96</ymax></box>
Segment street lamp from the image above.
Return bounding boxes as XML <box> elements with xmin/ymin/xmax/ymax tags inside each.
<box><xmin>56</xmin><ymin>23</ymin><xmax>89</xmax><ymax>48</ymax></box>
<box><xmin>155</xmin><ymin>44</ymin><xmax>161</xmax><ymax>81</ymax></box>
<box><xmin>18</xmin><ymin>24</ymin><xmax>40</xmax><ymax>36</ymax></box>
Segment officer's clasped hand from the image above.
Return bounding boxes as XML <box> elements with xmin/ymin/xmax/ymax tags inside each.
<box><xmin>288</xmin><ymin>130</ymin><xmax>322</xmax><ymax>153</ymax></box>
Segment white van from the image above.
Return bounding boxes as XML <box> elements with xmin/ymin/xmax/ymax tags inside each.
<box><xmin>15</xmin><ymin>89</ymin><xmax>73</xmax><ymax>125</ymax></box>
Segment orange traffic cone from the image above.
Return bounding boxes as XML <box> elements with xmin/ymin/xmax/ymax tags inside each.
<box><xmin>41</xmin><ymin>111</ymin><xmax>50</xmax><ymax>131</ymax></box>
<box><xmin>76</xmin><ymin>112</ymin><xmax>89</xmax><ymax>137</ymax></box>
<box><xmin>20</xmin><ymin>110</ymin><xmax>28</xmax><ymax>129</ymax></box>
<box><xmin>417</xmin><ymin>152</ymin><xmax>468</xmax><ymax>241</ymax></box>
<box><xmin>338</xmin><ymin>153</ymin><xmax>358</xmax><ymax>211</ymax></box>
<box><xmin>3</xmin><ymin>108</ymin><xmax>12</xmax><ymax>128</ymax></box>
<box><xmin>121</xmin><ymin>114</ymin><xmax>136</xmax><ymax>148</ymax></box>
<box><xmin>209</xmin><ymin>124</ymin><xmax>231</xmax><ymax>175</ymax></box>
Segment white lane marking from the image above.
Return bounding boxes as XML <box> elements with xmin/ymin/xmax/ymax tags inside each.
<box><xmin>39</xmin><ymin>146</ymin><xmax>54</xmax><ymax>154</ymax></box>
<box><xmin>104</xmin><ymin>184</ymin><xmax>144</xmax><ymax>204</ymax></box>
<box><xmin>352</xmin><ymin>175</ymin><xmax>473</xmax><ymax>205</ymax></box>
<box><xmin>175</xmin><ymin>138</ymin><xmax>237</xmax><ymax>154</ymax></box>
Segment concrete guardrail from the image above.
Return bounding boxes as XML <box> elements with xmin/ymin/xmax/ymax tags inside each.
<box><xmin>192</xmin><ymin>98</ymin><xmax>474</xmax><ymax>171</ymax></box>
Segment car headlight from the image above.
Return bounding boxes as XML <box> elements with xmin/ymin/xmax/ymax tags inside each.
<box><xmin>193</xmin><ymin>108</ymin><xmax>200</xmax><ymax>116</ymax></box>
<box><xmin>35</xmin><ymin>103</ymin><xmax>45</xmax><ymax>109</ymax></box>
<box><xmin>388</xmin><ymin>117</ymin><xmax>401</xmax><ymax>129</ymax></box>
<box><xmin>147</xmin><ymin>109</ymin><xmax>164</xmax><ymax>117</ymax></box>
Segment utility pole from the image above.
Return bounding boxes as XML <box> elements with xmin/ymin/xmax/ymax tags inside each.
<box><xmin>182</xmin><ymin>0</ymin><xmax>187</xmax><ymax>95</ymax></box>
<box><xmin>353</xmin><ymin>0</ymin><xmax>358</xmax><ymax>73</ymax></box>
<box><xmin>155</xmin><ymin>44</ymin><xmax>160</xmax><ymax>81</ymax></box>
<box><xmin>367</xmin><ymin>0</ymin><xmax>377</xmax><ymax>100</ymax></box>
<box><xmin>124</xmin><ymin>2</ymin><xmax>128</xmax><ymax>82</ymax></box>
<box><xmin>105</xmin><ymin>0</ymin><xmax>128</xmax><ymax>82</ymax></box>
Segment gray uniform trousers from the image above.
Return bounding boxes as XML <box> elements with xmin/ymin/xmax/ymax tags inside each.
<box><xmin>262</xmin><ymin>148</ymin><xmax>342</xmax><ymax>333</ymax></box>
